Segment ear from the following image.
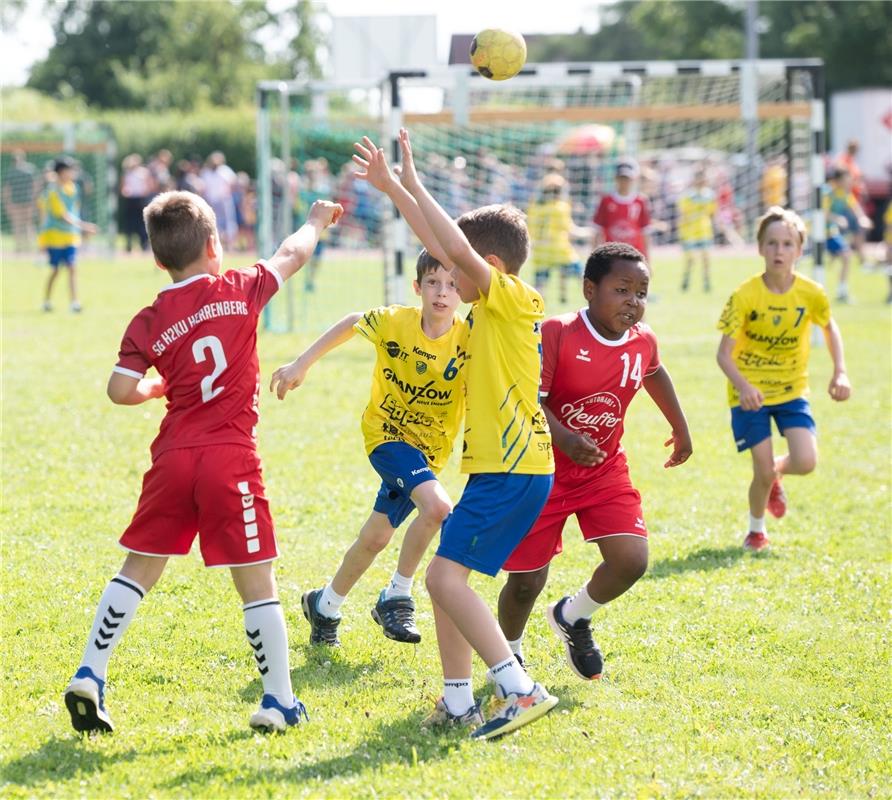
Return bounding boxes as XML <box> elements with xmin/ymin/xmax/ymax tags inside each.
<box><xmin>154</xmin><ymin>258</ymin><xmax>167</xmax><ymax>272</ymax></box>
<box><xmin>412</xmin><ymin>279</ymin><xmax>421</xmax><ymax>297</ymax></box>
<box><xmin>484</xmin><ymin>254</ymin><xmax>505</xmax><ymax>271</ymax></box>
<box><xmin>583</xmin><ymin>277</ymin><xmax>596</xmax><ymax>302</ymax></box>
<box><xmin>206</xmin><ymin>235</ymin><xmax>219</xmax><ymax>259</ymax></box>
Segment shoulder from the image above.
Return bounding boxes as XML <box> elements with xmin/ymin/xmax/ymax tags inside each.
<box><xmin>543</xmin><ymin>311</ymin><xmax>579</xmax><ymax>333</ymax></box>
<box><xmin>632</xmin><ymin>321</ymin><xmax>658</xmax><ymax>344</ymax></box>
<box><xmin>792</xmin><ymin>273</ymin><xmax>829</xmax><ymax>299</ymax></box>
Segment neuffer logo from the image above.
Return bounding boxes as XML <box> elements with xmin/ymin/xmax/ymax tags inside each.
<box><xmin>560</xmin><ymin>391</ymin><xmax>623</xmax><ymax>444</ymax></box>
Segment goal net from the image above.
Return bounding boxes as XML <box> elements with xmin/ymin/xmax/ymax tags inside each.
<box><xmin>256</xmin><ymin>60</ymin><xmax>823</xmax><ymax>329</ymax></box>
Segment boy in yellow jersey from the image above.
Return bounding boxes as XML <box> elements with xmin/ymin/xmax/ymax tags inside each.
<box><xmin>42</xmin><ymin>157</ymin><xmax>97</xmax><ymax>313</ymax></box>
<box><xmin>717</xmin><ymin>206</ymin><xmax>851</xmax><ymax>552</ymax></box>
<box><xmin>526</xmin><ymin>173</ymin><xmax>587</xmax><ymax>304</ymax></box>
<box><xmin>354</xmin><ymin>130</ymin><xmax>557</xmax><ymax>739</ymax></box>
<box><xmin>270</xmin><ymin>250</ymin><xmax>466</xmax><ymax>646</ymax></box>
<box><xmin>678</xmin><ymin>168</ymin><xmax>717</xmax><ymax>293</ymax></box>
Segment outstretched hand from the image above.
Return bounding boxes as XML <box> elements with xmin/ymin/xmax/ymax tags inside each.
<box><xmin>352</xmin><ymin>136</ymin><xmax>394</xmax><ymax>192</ymax></box>
<box><xmin>269</xmin><ymin>358</ymin><xmax>309</xmax><ymax>400</ymax></box>
<box><xmin>306</xmin><ymin>200</ymin><xmax>343</xmax><ymax>228</ymax></box>
<box><xmin>663</xmin><ymin>428</ymin><xmax>693</xmax><ymax>468</ymax></box>
<box><xmin>394</xmin><ymin>127</ymin><xmax>421</xmax><ymax>193</ymax></box>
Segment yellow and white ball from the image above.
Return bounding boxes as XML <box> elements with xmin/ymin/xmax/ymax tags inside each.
<box><xmin>469</xmin><ymin>29</ymin><xmax>527</xmax><ymax>81</ymax></box>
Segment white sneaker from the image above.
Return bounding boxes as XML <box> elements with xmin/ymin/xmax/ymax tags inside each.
<box><xmin>64</xmin><ymin>667</ymin><xmax>113</xmax><ymax>733</ymax></box>
<box><xmin>70</xmin><ymin>301</ymin><xmax>83</xmax><ymax>313</ymax></box>
<box><xmin>249</xmin><ymin>694</ymin><xmax>309</xmax><ymax>733</ymax></box>
<box><xmin>42</xmin><ymin>301</ymin><xmax>52</xmax><ymax>312</ymax></box>
<box><xmin>470</xmin><ymin>682</ymin><xmax>557</xmax><ymax>740</ymax></box>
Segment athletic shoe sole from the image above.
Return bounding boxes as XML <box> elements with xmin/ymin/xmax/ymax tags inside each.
<box><xmin>546</xmin><ymin>601</ymin><xmax>602</xmax><ymax>681</ymax></box>
<box><xmin>471</xmin><ymin>693</ymin><xmax>558</xmax><ymax>741</ymax></box>
<box><xmin>64</xmin><ymin>687</ymin><xmax>113</xmax><ymax>733</ymax></box>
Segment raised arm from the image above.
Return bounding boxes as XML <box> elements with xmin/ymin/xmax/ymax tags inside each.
<box><xmin>352</xmin><ymin>136</ymin><xmax>452</xmax><ymax>269</ymax></box>
<box><xmin>822</xmin><ymin>318</ymin><xmax>851</xmax><ymax>401</ymax></box>
<box><xmin>716</xmin><ymin>334</ymin><xmax>763</xmax><ymax>411</ymax></box>
<box><xmin>107</xmin><ymin>372</ymin><xmax>166</xmax><ymax>405</ymax></box>
<box><xmin>642</xmin><ymin>365</ymin><xmax>692</xmax><ymax>468</ymax></box>
<box><xmin>267</xmin><ymin>200</ymin><xmax>343</xmax><ymax>281</ymax></box>
<box><xmin>396</xmin><ymin>128</ymin><xmax>494</xmax><ymax>296</ymax></box>
<box><xmin>269</xmin><ymin>312</ymin><xmax>361</xmax><ymax>400</ymax></box>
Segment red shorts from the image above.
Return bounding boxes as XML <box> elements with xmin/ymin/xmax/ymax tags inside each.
<box><xmin>120</xmin><ymin>445</ymin><xmax>278</xmax><ymax>567</ymax></box>
<box><xmin>503</xmin><ymin>453</ymin><xmax>646</xmax><ymax>573</ymax></box>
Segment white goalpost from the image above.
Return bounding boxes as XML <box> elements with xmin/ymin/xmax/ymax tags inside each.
<box><xmin>255</xmin><ymin>58</ymin><xmax>824</xmax><ymax>331</ymax></box>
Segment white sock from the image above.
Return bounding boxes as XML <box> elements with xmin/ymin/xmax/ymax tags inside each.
<box><xmin>383</xmin><ymin>570</ymin><xmax>413</xmax><ymax>600</ymax></box>
<box><xmin>749</xmin><ymin>513</ymin><xmax>766</xmax><ymax>533</ymax></box>
<box><xmin>562</xmin><ymin>585</ymin><xmax>603</xmax><ymax>625</ymax></box>
<box><xmin>80</xmin><ymin>574</ymin><xmax>145</xmax><ymax>680</ymax></box>
<box><xmin>244</xmin><ymin>599</ymin><xmax>293</xmax><ymax>706</ymax></box>
<box><xmin>317</xmin><ymin>583</ymin><xmax>345</xmax><ymax>619</ymax></box>
<box><xmin>443</xmin><ymin>678</ymin><xmax>474</xmax><ymax>715</ymax></box>
<box><xmin>489</xmin><ymin>656</ymin><xmax>535</xmax><ymax>696</ymax></box>
<box><xmin>507</xmin><ymin>636</ymin><xmax>524</xmax><ymax>661</ymax></box>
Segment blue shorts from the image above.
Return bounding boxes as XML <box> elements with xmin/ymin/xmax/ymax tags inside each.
<box><xmin>826</xmin><ymin>235</ymin><xmax>849</xmax><ymax>255</ymax></box>
<box><xmin>48</xmin><ymin>246</ymin><xmax>77</xmax><ymax>268</ymax></box>
<box><xmin>368</xmin><ymin>442</ymin><xmax>437</xmax><ymax>528</ymax></box>
<box><xmin>535</xmin><ymin>262</ymin><xmax>582</xmax><ymax>283</ymax></box>
<box><xmin>437</xmin><ymin>472</ymin><xmax>554</xmax><ymax>576</ymax></box>
<box><xmin>681</xmin><ymin>239</ymin><xmax>711</xmax><ymax>251</ymax></box>
<box><xmin>731</xmin><ymin>398</ymin><xmax>816</xmax><ymax>452</ymax></box>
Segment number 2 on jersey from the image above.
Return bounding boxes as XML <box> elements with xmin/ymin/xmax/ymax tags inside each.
<box><xmin>619</xmin><ymin>351</ymin><xmax>643</xmax><ymax>389</ymax></box>
<box><xmin>192</xmin><ymin>335</ymin><xmax>227</xmax><ymax>402</ymax></box>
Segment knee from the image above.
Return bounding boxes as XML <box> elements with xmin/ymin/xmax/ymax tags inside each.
<box><xmin>611</xmin><ymin>549</ymin><xmax>648</xmax><ymax>586</ymax></box>
<box><xmin>505</xmin><ymin>572</ymin><xmax>547</xmax><ymax>606</ymax></box>
<box><xmin>752</xmin><ymin>464</ymin><xmax>775</xmax><ymax>488</ymax></box>
<box><xmin>418</xmin><ymin>498</ymin><xmax>452</xmax><ymax>527</ymax></box>
<box><xmin>358</xmin><ymin>526</ymin><xmax>393</xmax><ymax>554</ymax></box>
<box><xmin>789</xmin><ymin>453</ymin><xmax>817</xmax><ymax>475</ymax></box>
<box><xmin>424</xmin><ymin>561</ymin><xmax>444</xmax><ymax>597</ymax></box>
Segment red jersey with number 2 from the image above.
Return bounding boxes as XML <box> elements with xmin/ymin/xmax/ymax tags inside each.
<box><xmin>593</xmin><ymin>192</ymin><xmax>651</xmax><ymax>259</ymax></box>
<box><xmin>541</xmin><ymin>311</ymin><xmax>660</xmax><ymax>484</ymax></box>
<box><xmin>114</xmin><ymin>262</ymin><xmax>282</xmax><ymax>460</ymax></box>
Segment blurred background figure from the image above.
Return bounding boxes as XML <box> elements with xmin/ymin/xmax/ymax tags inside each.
<box><xmin>119</xmin><ymin>153</ymin><xmax>153</xmax><ymax>252</ymax></box>
<box><xmin>3</xmin><ymin>149</ymin><xmax>38</xmax><ymax>253</ymax></box>
<box><xmin>678</xmin><ymin>167</ymin><xmax>718</xmax><ymax>293</ymax></box>
<box><xmin>200</xmin><ymin>151</ymin><xmax>238</xmax><ymax>248</ymax></box>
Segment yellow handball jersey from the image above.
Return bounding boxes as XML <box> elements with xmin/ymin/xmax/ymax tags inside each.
<box><xmin>526</xmin><ymin>199</ymin><xmax>578</xmax><ymax>268</ymax></box>
<box><xmin>717</xmin><ymin>273</ymin><xmax>831</xmax><ymax>406</ymax></box>
<box><xmin>354</xmin><ymin>305</ymin><xmax>467</xmax><ymax>473</ymax></box>
<box><xmin>461</xmin><ymin>267</ymin><xmax>553</xmax><ymax>475</ymax></box>
<box><xmin>677</xmin><ymin>189</ymin><xmax>716</xmax><ymax>243</ymax></box>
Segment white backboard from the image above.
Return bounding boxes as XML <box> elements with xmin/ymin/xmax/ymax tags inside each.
<box><xmin>331</xmin><ymin>15</ymin><xmax>438</xmax><ymax>83</ymax></box>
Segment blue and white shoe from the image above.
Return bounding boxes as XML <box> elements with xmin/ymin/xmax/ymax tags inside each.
<box><xmin>470</xmin><ymin>682</ymin><xmax>557</xmax><ymax>741</ymax></box>
<box><xmin>64</xmin><ymin>666</ymin><xmax>114</xmax><ymax>733</ymax></box>
<box><xmin>249</xmin><ymin>694</ymin><xmax>309</xmax><ymax>733</ymax></box>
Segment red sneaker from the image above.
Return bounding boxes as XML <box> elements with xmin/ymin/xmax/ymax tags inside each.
<box><xmin>767</xmin><ymin>478</ymin><xmax>787</xmax><ymax>518</ymax></box>
<box><xmin>743</xmin><ymin>531</ymin><xmax>770</xmax><ymax>551</ymax></box>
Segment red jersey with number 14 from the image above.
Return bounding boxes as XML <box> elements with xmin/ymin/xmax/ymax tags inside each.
<box><xmin>113</xmin><ymin>262</ymin><xmax>282</xmax><ymax>460</ymax></box>
<box><xmin>541</xmin><ymin>311</ymin><xmax>660</xmax><ymax>484</ymax></box>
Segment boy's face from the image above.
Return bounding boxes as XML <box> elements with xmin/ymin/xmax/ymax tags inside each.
<box><xmin>615</xmin><ymin>175</ymin><xmax>634</xmax><ymax>195</ymax></box>
<box><xmin>453</xmin><ymin>266</ymin><xmax>480</xmax><ymax>303</ymax></box>
<box><xmin>758</xmin><ymin>221</ymin><xmax>801</xmax><ymax>274</ymax></box>
<box><xmin>414</xmin><ymin>266</ymin><xmax>460</xmax><ymax>317</ymax></box>
<box><xmin>583</xmin><ymin>258</ymin><xmax>649</xmax><ymax>339</ymax></box>
<box><xmin>57</xmin><ymin>166</ymin><xmax>75</xmax><ymax>183</ymax></box>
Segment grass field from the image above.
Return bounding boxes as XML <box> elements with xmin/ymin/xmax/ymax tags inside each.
<box><xmin>2</xmin><ymin>245</ymin><xmax>890</xmax><ymax>799</ymax></box>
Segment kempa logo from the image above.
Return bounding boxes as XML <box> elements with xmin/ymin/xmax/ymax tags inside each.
<box><xmin>410</xmin><ymin>467</ymin><xmax>431</xmax><ymax>476</ymax></box>
<box><xmin>412</xmin><ymin>345</ymin><xmax>436</xmax><ymax>360</ymax></box>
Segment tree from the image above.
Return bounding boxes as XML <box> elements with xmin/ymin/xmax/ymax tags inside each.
<box><xmin>528</xmin><ymin>0</ymin><xmax>892</xmax><ymax>97</ymax></box>
<box><xmin>26</xmin><ymin>0</ymin><xmax>324</xmax><ymax>110</ymax></box>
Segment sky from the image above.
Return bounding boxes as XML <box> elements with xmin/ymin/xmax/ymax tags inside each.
<box><xmin>0</xmin><ymin>0</ymin><xmax>603</xmax><ymax>88</ymax></box>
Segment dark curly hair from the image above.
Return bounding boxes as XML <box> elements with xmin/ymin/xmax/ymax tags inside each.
<box><xmin>584</xmin><ymin>242</ymin><xmax>648</xmax><ymax>283</ymax></box>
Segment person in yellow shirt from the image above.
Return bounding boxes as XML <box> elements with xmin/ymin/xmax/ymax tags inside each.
<box><xmin>270</xmin><ymin>251</ymin><xmax>466</xmax><ymax>647</ymax></box>
<box><xmin>41</xmin><ymin>157</ymin><xmax>97</xmax><ymax>313</ymax></box>
<box><xmin>716</xmin><ymin>206</ymin><xmax>851</xmax><ymax>552</ymax></box>
<box><xmin>353</xmin><ymin>130</ymin><xmax>557</xmax><ymax>740</ymax></box>
<box><xmin>884</xmin><ymin>200</ymin><xmax>892</xmax><ymax>303</ymax></box>
<box><xmin>526</xmin><ymin>173</ymin><xmax>586</xmax><ymax>304</ymax></box>
<box><xmin>678</xmin><ymin>168</ymin><xmax>717</xmax><ymax>293</ymax></box>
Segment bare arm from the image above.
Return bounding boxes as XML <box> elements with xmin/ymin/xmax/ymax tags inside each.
<box><xmin>352</xmin><ymin>137</ymin><xmax>452</xmax><ymax>269</ymax></box>
<box><xmin>267</xmin><ymin>200</ymin><xmax>343</xmax><ymax>281</ymax></box>
<box><xmin>396</xmin><ymin>128</ymin><xmax>494</xmax><ymax>296</ymax></box>
<box><xmin>822</xmin><ymin>319</ymin><xmax>851</xmax><ymax>401</ymax></box>
<box><xmin>107</xmin><ymin>372</ymin><xmax>166</xmax><ymax>405</ymax></box>
<box><xmin>642</xmin><ymin>365</ymin><xmax>692</xmax><ymax>468</ymax></box>
<box><xmin>716</xmin><ymin>334</ymin><xmax>764</xmax><ymax>411</ymax></box>
<box><xmin>542</xmin><ymin>404</ymin><xmax>606</xmax><ymax>467</ymax></box>
<box><xmin>269</xmin><ymin>312</ymin><xmax>361</xmax><ymax>400</ymax></box>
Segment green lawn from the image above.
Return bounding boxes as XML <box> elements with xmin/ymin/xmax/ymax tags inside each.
<box><xmin>2</xmin><ymin>246</ymin><xmax>890</xmax><ymax>798</ymax></box>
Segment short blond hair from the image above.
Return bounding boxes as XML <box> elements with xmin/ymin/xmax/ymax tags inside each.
<box><xmin>755</xmin><ymin>205</ymin><xmax>807</xmax><ymax>247</ymax></box>
<box><xmin>143</xmin><ymin>191</ymin><xmax>218</xmax><ymax>270</ymax></box>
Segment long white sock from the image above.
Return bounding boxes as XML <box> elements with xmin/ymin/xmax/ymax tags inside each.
<box><xmin>244</xmin><ymin>599</ymin><xmax>293</xmax><ymax>706</ymax></box>
<box><xmin>562</xmin><ymin>584</ymin><xmax>604</xmax><ymax>625</ymax></box>
<box><xmin>507</xmin><ymin>636</ymin><xmax>524</xmax><ymax>661</ymax></box>
<box><xmin>749</xmin><ymin>513</ymin><xmax>766</xmax><ymax>533</ymax></box>
<box><xmin>489</xmin><ymin>656</ymin><xmax>535</xmax><ymax>696</ymax></box>
<box><xmin>443</xmin><ymin>678</ymin><xmax>474</xmax><ymax>715</ymax></box>
<box><xmin>383</xmin><ymin>570</ymin><xmax>413</xmax><ymax>600</ymax></box>
<box><xmin>317</xmin><ymin>583</ymin><xmax>345</xmax><ymax>619</ymax></box>
<box><xmin>80</xmin><ymin>574</ymin><xmax>145</xmax><ymax>680</ymax></box>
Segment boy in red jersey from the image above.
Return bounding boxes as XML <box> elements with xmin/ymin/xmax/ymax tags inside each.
<box><xmin>63</xmin><ymin>191</ymin><xmax>342</xmax><ymax>734</ymax></box>
<box><xmin>592</xmin><ymin>159</ymin><xmax>652</xmax><ymax>264</ymax></box>
<box><xmin>498</xmin><ymin>242</ymin><xmax>692</xmax><ymax>680</ymax></box>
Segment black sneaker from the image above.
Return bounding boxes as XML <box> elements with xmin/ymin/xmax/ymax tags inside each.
<box><xmin>371</xmin><ymin>590</ymin><xmax>420</xmax><ymax>643</ymax></box>
<box><xmin>301</xmin><ymin>589</ymin><xmax>341</xmax><ymax>646</ymax></box>
<box><xmin>546</xmin><ymin>596</ymin><xmax>603</xmax><ymax>680</ymax></box>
